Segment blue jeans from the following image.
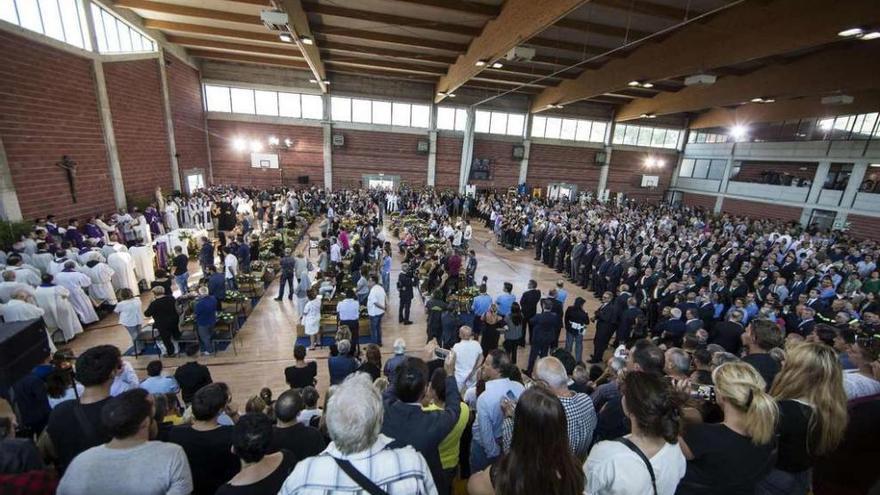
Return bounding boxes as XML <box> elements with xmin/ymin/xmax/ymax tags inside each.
<box><xmin>369</xmin><ymin>314</ymin><xmax>383</xmax><ymax>346</ymax></box>
<box><xmin>197</xmin><ymin>324</ymin><xmax>214</xmax><ymax>353</ymax></box>
<box><xmin>382</xmin><ymin>272</ymin><xmax>390</xmax><ymax>294</ymax></box>
<box><xmin>565</xmin><ymin>331</ymin><xmax>584</xmax><ymax>363</ymax></box>
<box><xmin>226</xmin><ymin>277</ymin><xmax>237</xmax><ymax>290</ymax></box>
<box><xmin>277</xmin><ymin>273</ymin><xmax>294</xmax><ymax>299</ymax></box>
<box><xmin>756</xmin><ymin>468</ymin><xmax>811</xmax><ymax>495</ymax></box>
<box><xmin>469</xmin><ymin>436</ymin><xmax>497</xmax><ymax>473</ymax></box>
<box><xmin>174</xmin><ymin>273</ymin><xmax>189</xmax><ymax>294</ymax></box>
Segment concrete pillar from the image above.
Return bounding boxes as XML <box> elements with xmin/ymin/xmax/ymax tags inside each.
<box><xmin>458</xmin><ymin>107</ymin><xmax>476</xmax><ymax>194</ymax></box>
<box><xmin>840</xmin><ymin>161</ymin><xmax>868</xmax><ymax>209</ymax></box>
<box><xmin>597</xmin><ymin>146</ymin><xmax>611</xmax><ymax>200</ymax></box>
<box><xmin>517</xmin><ymin>139</ymin><xmax>531</xmax><ymax>185</ymax></box>
<box><xmin>806</xmin><ymin>160</ymin><xmax>831</xmax><ymax>204</ymax></box>
<box><xmin>0</xmin><ymin>138</ymin><xmax>23</xmax><ymax>221</ymax></box>
<box><xmin>427</xmin><ymin>131</ymin><xmax>437</xmax><ymax>187</ymax></box>
<box><xmin>322</xmin><ymin>123</ymin><xmax>332</xmax><ymax>191</ymax></box>
<box><xmin>157</xmin><ymin>49</ymin><xmax>181</xmax><ymax>191</ymax></box>
<box><xmin>714</xmin><ymin>157</ymin><xmax>735</xmax><ymax>213</ymax></box>
<box><xmin>93</xmin><ymin>60</ymin><xmax>127</xmax><ymax>210</ymax></box>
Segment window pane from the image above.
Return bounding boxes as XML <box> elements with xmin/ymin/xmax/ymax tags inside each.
<box><xmin>707</xmin><ymin>160</ymin><xmax>726</xmax><ymax>180</ymax></box>
<box><xmin>204</xmin><ymin>85</ymin><xmax>231</xmax><ymax>112</ymax></box>
<box><xmin>254</xmin><ymin>90</ymin><xmax>278</xmax><ymax>116</ymax></box>
<box><xmin>531</xmin><ymin>116</ymin><xmax>546</xmax><ymax>138</ymax></box>
<box><xmin>118</xmin><ymin>24</ymin><xmax>132</xmax><ymax>52</ymax></box>
<box><xmin>612</xmin><ymin>124</ymin><xmax>625</xmax><ymax>143</ymax></box>
<box><xmin>679</xmin><ymin>159</ymin><xmax>695</xmax><ymax>177</ymax></box>
<box><xmin>411</xmin><ymin>104</ymin><xmax>430</xmax><ymax>128</ymax></box>
<box><xmin>278</xmin><ymin>92</ymin><xmax>301</xmax><ymax>118</ymax></box>
<box><xmin>474</xmin><ymin>110</ymin><xmax>491</xmax><ymax>133</ymax></box>
<box><xmin>372</xmin><ymin>101</ymin><xmax>391</xmax><ymax>125</ymax></box>
<box><xmin>230</xmin><ymin>88</ymin><xmax>255</xmax><ymax>114</ymax></box>
<box><xmin>301</xmin><ymin>95</ymin><xmax>323</xmax><ymax>119</ymax></box>
<box><xmin>455</xmin><ymin>109</ymin><xmax>467</xmax><ymax>131</ymax></box>
<box><xmin>331</xmin><ymin>97</ymin><xmax>351</xmax><ymax>121</ymax></box>
<box><xmin>623</xmin><ymin>125</ymin><xmax>639</xmax><ymax>145</ymax></box>
<box><xmin>637</xmin><ymin>127</ymin><xmax>653</xmax><ymax>146</ymax></box>
<box><xmin>352</xmin><ymin>99</ymin><xmax>371</xmax><ymax>123</ymax></box>
<box><xmin>490</xmin><ymin>112</ymin><xmax>507</xmax><ymax>134</ymax></box>
<box><xmin>693</xmin><ymin>159</ymin><xmax>710</xmax><ymax>178</ymax></box>
<box><xmin>91</xmin><ymin>4</ymin><xmax>107</xmax><ymax>52</ymax></box>
<box><xmin>651</xmin><ymin>128</ymin><xmax>666</xmax><ymax>147</ymax></box>
<box><xmin>0</xmin><ymin>0</ymin><xmax>18</xmax><ymax>24</ymax></box>
<box><xmin>506</xmin><ymin>114</ymin><xmax>524</xmax><ymax>136</ymax></box>
<box><xmin>392</xmin><ymin>103</ymin><xmax>411</xmax><ymax>126</ymax></box>
<box><xmin>665</xmin><ymin>130</ymin><xmax>679</xmax><ymax>148</ymax></box>
<box><xmin>437</xmin><ymin>107</ymin><xmax>456</xmax><ymax>130</ymax></box>
<box><xmin>17</xmin><ymin>0</ymin><xmax>43</xmax><ymax>32</ymax></box>
<box><xmin>560</xmin><ymin>119</ymin><xmax>578</xmax><ymax>140</ymax></box>
<box><xmin>545</xmin><ymin>118</ymin><xmax>562</xmax><ymax>139</ymax></box>
<box><xmin>60</xmin><ymin>0</ymin><xmax>85</xmax><ymax>49</ymax></box>
<box><xmin>102</xmin><ymin>10</ymin><xmax>119</xmax><ymax>52</ymax></box>
<box><xmin>590</xmin><ymin>122</ymin><xmax>606</xmax><ymax>143</ymax></box>
<box><xmin>575</xmin><ymin>120</ymin><xmax>591</xmax><ymax>141</ymax></box>
<box><xmin>38</xmin><ymin>0</ymin><xmax>64</xmax><ymax>41</ymax></box>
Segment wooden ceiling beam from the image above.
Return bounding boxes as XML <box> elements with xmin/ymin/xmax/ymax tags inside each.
<box><xmin>387</xmin><ymin>0</ymin><xmax>499</xmax><ymax>17</ymax></box>
<box><xmin>275</xmin><ymin>0</ymin><xmax>326</xmax><ymax>92</ymax></box>
<box><xmin>190</xmin><ymin>49</ymin><xmax>310</xmax><ymax>70</ymax></box>
<box><xmin>310</xmin><ymin>23</ymin><xmax>467</xmax><ymax>52</ymax></box>
<box><xmin>691</xmin><ymin>90</ymin><xmax>880</xmax><ymax>129</ymax></box>
<box><xmin>167</xmin><ymin>35</ymin><xmax>302</xmax><ymax>57</ymax></box>
<box><xmin>532</xmin><ymin>0</ymin><xmax>880</xmax><ymax>112</ymax></box>
<box><xmin>554</xmin><ymin>17</ymin><xmax>649</xmax><ymax>39</ymax></box>
<box><xmin>617</xmin><ymin>45</ymin><xmax>880</xmax><ymax>121</ymax></box>
<box><xmin>299</xmin><ymin>1</ymin><xmax>482</xmax><ymax>36</ymax></box>
<box><xmin>115</xmin><ymin>0</ymin><xmax>259</xmax><ymax>23</ymax></box>
<box><xmin>435</xmin><ymin>0</ymin><xmax>588</xmax><ymax>103</ymax></box>
<box><xmin>590</xmin><ymin>0</ymin><xmax>692</xmax><ymax>22</ymax></box>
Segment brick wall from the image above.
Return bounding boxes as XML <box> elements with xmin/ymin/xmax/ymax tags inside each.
<box><xmin>723</xmin><ymin>197</ymin><xmax>803</xmax><ymax>222</ymax></box>
<box><xmin>166</xmin><ymin>54</ymin><xmax>209</xmax><ymax>186</ymax></box>
<box><xmin>0</xmin><ymin>30</ymin><xmax>116</xmax><ymax>220</ymax></box>
<box><xmin>332</xmin><ymin>129</ymin><xmax>428</xmax><ymax>188</ymax></box>
<box><xmin>682</xmin><ymin>192</ymin><xmax>717</xmax><ymax>211</ymax></box>
<box><xmin>435</xmin><ymin>135</ymin><xmax>462</xmax><ymax>191</ymax></box>
<box><xmin>846</xmin><ymin>214</ymin><xmax>880</xmax><ymax>241</ymax></box>
<box><xmin>528</xmin><ymin>143</ymin><xmax>600</xmax><ymax>192</ymax></box>
<box><xmin>471</xmin><ymin>137</ymin><xmax>521</xmax><ymax>190</ymax></box>
<box><xmin>208</xmin><ymin>120</ymin><xmax>324</xmax><ymax>188</ymax></box>
<box><xmin>104</xmin><ymin>58</ymin><xmax>172</xmax><ymax>203</ymax></box>
<box><xmin>607</xmin><ymin>149</ymin><xmax>675</xmax><ymax>202</ymax></box>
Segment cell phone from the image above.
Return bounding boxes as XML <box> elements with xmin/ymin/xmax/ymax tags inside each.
<box><xmin>690</xmin><ymin>383</ymin><xmax>716</xmax><ymax>403</ymax></box>
<box><xmin>434</xmin><ymin>348</ymin><xmax>450</xmax><ymax>359</ymax></box>
<box><xmin>505</xmin><ymin>390</ymin><xmax>517</xmax><ymax>402</ymax></box>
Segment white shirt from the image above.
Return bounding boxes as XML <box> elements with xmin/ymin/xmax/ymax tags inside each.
<box><xmin>451</xmin><ymin>339</ymin><xmax>483</xmax><ymax>389</ymax></box>
<box><xmin>464</xmin><ymin>225</ymin><xmax>473</xmax><ymax>240</ymax></box>
<box><xmin>330</xmin><ymin>243</ymin><xmax>342</xmax><ymax>263</ymax></box>
<box><xmin>224</xmin><ymin>253</ymin><xmax>238</xmax><ymax>279</ymax></box>
<box><xmin>843</xmin><ymin>369</ymin><xmax>880</xmax><ymax>400</ymax></box>
<box><xmin>367</xmin><ymin>284</ymin><xmax>386</xmax><ymax>316</ymax></box>
<box><xmin>114</xmin><ymin>298</ymin><xmax>143</xmax><ymax>327</ymax></box>
<box><xmin>584</xmin><ymin>439</ymin><xmax>686</xmax><ymax>495</ymax></box>
<box><xmin>337</xmin><ymin>298</ymin><xmax>360</xmax><ymax>321</ymax></box>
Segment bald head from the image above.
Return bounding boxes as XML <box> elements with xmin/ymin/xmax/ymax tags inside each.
<box><xmin>2</xmin><ymin>271</ymin><xmax>15</xmax><ymax>282</ymax></box>
<box><xmin>534</xmin><ymin>356</ymin><xmax>568</xmax><ymax>389</ymax></box>
<box><xmin>459</xmin><ymin>326</ymin><xmax>473</xmax><ymax>340</ymax></box>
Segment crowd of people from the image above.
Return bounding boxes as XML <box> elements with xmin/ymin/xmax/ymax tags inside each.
<box><xmin>0</xmin><ymin>183</ymin><xmax>879</xmax><ymax>495</ymax></box>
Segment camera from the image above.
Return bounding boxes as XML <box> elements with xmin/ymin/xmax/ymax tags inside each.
<box><xmin>434</xmin><ymin>347</ymin><xmax>450</xmax><ymax>359</ymax></box>
<box><xmin>690</xmin><ymin>383</ymin><xmax>716</xmax><ymax>403</ymax></box>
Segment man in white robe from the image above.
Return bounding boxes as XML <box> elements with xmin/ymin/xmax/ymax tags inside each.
<box><xmin>82</xmin><ymin>260</ymin><xmax>117</xmax><ymax>306</ymax></box>
<box><xmin>132</xmin><ymin>211</ymin><xmax>152</xmax><ymax>245</ymax></box>
<box><xmin>107</xmin><ymin>251</ymin><xmax>140</xmax><ymax>296</ymax></box>
<box><xmin>95</xmin><ymin>215</ymin><xmax>116</xmax><ymax>244</ymax></box>
<box><xmin>0</xmin><ymin>271</ymin><xmax>36</xmax><ymax>303</ymax></box>
<box><xmin>34</xmin><ymin>278</ymin><xmax>83</xmax><ymax>342</ymax></box>
<box><xmin>5</xmin><ymin>256</ymin><xmax>41</xmax><ymax>287</ymax></box>
<box><xmin>165</xmin><ymin>200</ymin><xmax>179</xmax><ymax>231</ymax></box>
<box><xmin>129</xmin><ymin>244</ymin><xmax>156</xmax><ymax>286</ymax></box>
<box><xmin>2</xmin><ymin>291</ymin><xmax>55</xmax><ymax>352</ymax></box>
<box><xmin>53</xmin><ymin>261</ymin><xmax>99</xmax><ymax>325</ymax></box>
<box><xmin>101</xmin><ymin>234</ymin><xmax>128</xmax><ymax>260</ymax></box>
<box><xmin>29</xmin><ymin>245</ymin><xmax>54</xmax><ymax>276</ymax></box>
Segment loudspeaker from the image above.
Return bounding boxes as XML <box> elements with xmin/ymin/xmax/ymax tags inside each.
<box><xmin>0</xmin><ymin>319</ymin><xmax>51</xmax><ymax>391</ymax></box>
<box><xmin>512</xmin><ymin>145</ymin><xmax>525</xmax><ymax>159</ymax></box>
<box><xmin>332</xmin><ymin>134</ymin><xmax>345</xmax><ymax>147</ymax></box>
<box><xmin>297</xmin><ymin>175</ymin><xmax>309</xmax><ymax>184</ymax></box>
<box><xmin>416</xmin><ymin>140</ymin><xmax>429</xmax><ymax>154</ymax></box>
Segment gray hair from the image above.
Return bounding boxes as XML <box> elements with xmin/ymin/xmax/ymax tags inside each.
<box><xmin>392</xmin><ymin>338</ymin><xmax>406</xmax><ymax>355</ymax></box>
<box><xmin>608</xmin><ymin>357</ymin><xmax>626</xmax><ymax>375</ymax></box>
<box><xmin>666</xmin><ymin>348</ymin><xmax>691</xmax><ymax>375</ymax></box>
<box><xmin>337</xmin><ymin>339</ymin><xmax>351</xmax><ymax>356</ymax></box>
<box><xmin>711</xmin><ymin>351</ymin><xmax>740</xmax><ymax>368</ymax></box>
<box><xmin>534</xmin><ymin>357</ymin><xmax>569</xmax><ymax>389</ymax></box>
<box><xmin>64</xmin><ymin>261</ymin><xmax>76</xmax><ymax>270</ymax></box>
<box><xmin>326</xmin><ymin>373</ymin><xmax>383</xmax><ymax>454</ymax></box>
<box><xmin>2</xmin><ymin>270</ymin><xmax>15</xmax><ymax>282</ymax></box>
<box><xmin>729</xmin><ymin>309</ymin><xmax>743</xmax><ymax>322</ymax></box>
<box><xmin>151</xmin><ymin>286</ymin><xmax>166</xmax><ymax>296</ymax></box>
<box><xmin>706</xmin><ymin>343</ymin><xmax>725</xmax><ymax>355</ymax></box>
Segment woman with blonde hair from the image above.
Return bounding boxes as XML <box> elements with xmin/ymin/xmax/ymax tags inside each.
<box><xmin>756</xmin><ymin>342</ymin><xmax>848</xmax><ymax>495</ymax></box>
<box><xmin>677</xmin><ymin>361</ymin><xmax>779</xmax><ymax>494</ymax></box>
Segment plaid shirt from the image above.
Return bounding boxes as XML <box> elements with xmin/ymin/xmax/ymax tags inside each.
<box><xmin>279</xmin><ymin>435</ymin><xmax>437</xmax><ymax>495</ymax></box>
<box><xmin>502</xmin><ymin>392</ymin><xmax>597</xmax><ymax>460</ymax></box>
<box><xmin>0</xmin><ymin>470</ymin><xmax>58</xmax><ymax>495</ymax></box>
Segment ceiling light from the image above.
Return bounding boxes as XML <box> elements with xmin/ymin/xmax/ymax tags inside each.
<box><xmin>283</xmin><ymin>138</ymin><xmax>293</xmax><ymax>147</ymax></box>
<box><xmin>641</xmin><ymin>82</ymin><xmax>654</xmax><ymax>89</ymax></box>
<box><xmin>437</xmin><ymin>92</ymin><xmax>456</xmax><ymax>98</ymax></box>
<box><xmin>657</xmin><ymin>159</ymin><xmax>666</xmax><ymax>167</ymax></box>
<box><xmin>232</xmin><ymin>138</ymin><xmax>246</xmax><ymax>151</ymax></box>
<box><xmin>250</xmin><ymin>140</ymin><xmax>263</xmax><ymax>152</ymax></box>
<box><xmin>730</xmin><ymin>125</ymin><xmax>749</xmax><ymax>141</ymax></box>
<box><xmin>491</xmin><ymin>62</ymin><xmax>503</xmax><ymax>69</ymax></box>
<box><xmin>838</xmin><ymin>27</ymin><xmax>864</xmax><ymax>37</ymax></box>
<box><xmin>861</xmin><ymin>31</ymin><xmax>880</xmax><ymax>40</ymax></box>
<box><xmin>300</xmin><ymin>36</ymin><xmax>314</xmax><ymax>45</ymax></box>
<box><xmin>628</xmin><ymin>80</ymin><xmax>641</xmax><ymax>87</ymax></box>
<box><xmin>644</xmin><ymin>157</ymin><xmax>656</xmax><ymax>168</ymax></box>
<box><xmin>279</xmin><ymin>33</ymin><xmax>292</xmax><ymax>42</ymax></box>
<box><xmin>268</xmin><ymin>136</ymin><xmax>280</xmax><ymax>146</ymax></box>
<box><xmin>870</xmin><ymin>163</ymin><xmax>880</xmax><ymax>168</ymax></box>
<box><xmin>309</xmin><ymin>78</ymin><xmax>329</xmax><ymax>85</ymax></box>
<box><xmin>547</xmin><ymin>104</ymin><xmax>564</xmax><ymax>109</ymax></box>
<box><xmin>640</xmin><ymin>113</ymin><xmax>656</xmax><ymax>119</ymax></box>
<box><xmin>750</xmin><ymin>97</ymin><xmax>764</xmax><ymax>103</ymax></box>
<box><xmin>475</xmin><ymin>60</ymin><xmax>487</xmax><ymax>67</ymax></box>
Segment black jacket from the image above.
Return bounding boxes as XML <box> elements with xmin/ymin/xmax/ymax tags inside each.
<box><xmin>397</xmin><ymin>272</ymin><xmax>414</xmax><ymax>300</ymax></box>
<box><xmin>520</xmin><ymin>289</ymin><xmax>542</xmax><ymax>317</ymax></box>
<box><xmin>710</xmin><ymin>321</ymin><xmax>745</xmax><ymax>354</ymax></box>
<box><xmin>530</xmin><ymin>312</ymin><xmax>563</xmax><ymax>345</ymax></box>
<box><xmin>144</xmin><ymin>295</ymin><xmax>179</xmax><ymax>332</ymax></box>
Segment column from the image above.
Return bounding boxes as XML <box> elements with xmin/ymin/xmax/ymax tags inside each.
<box><xmin>93</xmin><ymin>60</ymin><xmax>127</xmax><ymax>210</ymax></box>
<box><xmin>322</xmin><ymin>123</ymin><xmax>332</xmax><ymax>191</ymax></box>
<box><xmin>714</xmin><ymin>157</ymin><xmax>735</xmax><ymax>213</ymax></box>
<box><xmin>596</xmin><ymin>146</ymin><xmax>611</xmax><ymax>201</ymax></box>
<box><xmin>458</xmin><ymin>107</ymin><xmax>476</xmax><ymax>194</ymax></box>
<box><xmin>806</xmin><ymin>160</ymin><xmax>831</xmax><ymax>204</ymax></box>
<box><xmin>157</xmin><ymin>49</ymin><xmax>181</xmax><ymax>191</ymax></box>
<box><xmin>0</xmin><ymin>138</ymin><xmax>23</xmax><ymax>221</ymax></box>
<box><xmin>840</xmin><ymin>161</ymin><xmax>868</xmax><ymax>209</ymax></box>
<box><xmin>517</xmin><ymin>139</ymin><xmax>531</xmax><ymax>185</ymax></box>
<box><xmin>427</xmin><ymin>131</ymin><xmax>437</xmax><ymax>187</ymax></box>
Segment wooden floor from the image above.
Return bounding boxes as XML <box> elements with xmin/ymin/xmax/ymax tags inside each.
<box><xmin>66</xmin><ymin>220</ymin><xmax>603</xmax><ymax>406</ymax></box>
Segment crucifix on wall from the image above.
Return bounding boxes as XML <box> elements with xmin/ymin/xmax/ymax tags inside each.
<box><xmin>56</xmin><ymin>155</ymin><xmax>78</xmax><ymax>203</ymax></box>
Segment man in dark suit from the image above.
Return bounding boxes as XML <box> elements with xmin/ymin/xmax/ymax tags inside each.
<box><xmin>710</xmin><ymin>309</ymin><xmax>745</xmax><ymax>355</ymax></box>
<box><xmin>613</xmin><ymin>284</ymin><xmax>632</xmax><ymax>321</ymax></box>
<box><xmin>617</xmin><ymin>297</ymin><xmax>644</xmax><ymax>345</ymax></box>
<box><xmin>606</xmin><ymin>255</ymin><xmax>624</xmax><ymax>294</ymax></box>
<box><xmin>684</xmin><ymin>308</ymin><xmax>703</xmax><ymax>333</ymax></box>
<box><xmin>382</xmin><ymin>355</ymin><xmax>460</xmax><ymax>495</ymax></box>
<box><xmin>527</xmin><ymin>299</ymin><xmax>562</xmax><ymax>374</ymax></box>
<box><xmin>144</xmin><ymin>286</ymin><xmax>181</xmax><ymax>357</ymax></box>
<box><xmin>592</xmin><ymin>291</ymin><xmax>616</xmax><ymax>363</ymax></box>
<box><xmin>519</xmin><ymin>279</ymin><xmax>541</xmax><ymax>344</ymax></box>
<box><xmin>657</xmin><ymin>308</ymin><xmax>687</xmax><ymax>347</ymax></box>
<box><xmin>396</xmin><ymin>265</ymin><xmax>415</xmax><ymax>324</ymax></box>
<box><xmin>795</xmin><ymin>307</ymin><xmax>817</xmax><ymax>337</ymax></box>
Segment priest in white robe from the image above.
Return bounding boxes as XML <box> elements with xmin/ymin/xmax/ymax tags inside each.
<box><xmin>107</xmin><ymin>251</ymin><xmax>139</xmax><ymax>296</ymax></box>
<box><xmin>131</xmin><ymin>211</ymin><xmax>152</xmax><ymax>245</ymax></box>
<box><xmin>29</xmin><ymin>247</ymin><xmax>54</xmax><ymax>276</ymax></box>
<box><xmin>165</xmin><ymin>200</ymin><xmax>180</xmax><ymax>231</ymax></box>
<box><xmin>129</xmin><ymin>244</ymin><xmax>156</xmax><ymax>285</ymax></box>
<box><xmin>82</xmin><ymin>260</ymin><xmax>117</xmax><ymax>306</ymax></box>
<box><xmin>6</xmin><ymin>256</ymin><xmax>41</xmax><ymax>287</ymax></box>
<box><xmin>34</xmin><ymin>275</ymin><xmax>83</xmax><ymax>342</ymax></box>
<box><xmin>2</xmin><ymin>291</ymin><xmax>56</xmax><ymax>352</ymax></box>
<box><xmin>53</xmin><ymin>261</ymin><xmax>99</xmax><ymax>325</ymax></box>
<box><xmin>101</xmin><ymin>234</ymin><xmax>128</xmax><ymax>260</ymax></box>
<box><xmin>0</xmin><ymin>271</ymin><xmax>36</xmax><ymax>303</ymax></box>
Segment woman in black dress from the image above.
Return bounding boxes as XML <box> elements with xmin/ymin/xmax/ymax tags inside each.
<box><xmin>284</xmin><ymin>344</ymin><xmax>317</xmax><ymax>389</ymax></box>
<box><xmin>481</xmin><ymin>304</ymin><xmax>505</xmax><ymax>357</ymax></box>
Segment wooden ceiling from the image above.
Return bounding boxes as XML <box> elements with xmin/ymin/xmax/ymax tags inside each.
<box><xmin>115</xmin><ymin>0</ymin><xmax>880</xmax><ymax>126</ymax></box>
